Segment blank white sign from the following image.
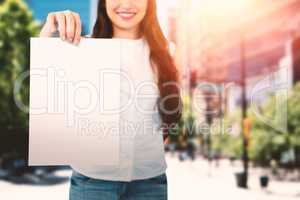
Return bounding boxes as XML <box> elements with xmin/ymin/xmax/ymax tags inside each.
<box><xmin>29</xmin><ymin>38</ymin><xmax>121</xmax><ymax>166</ymax></box>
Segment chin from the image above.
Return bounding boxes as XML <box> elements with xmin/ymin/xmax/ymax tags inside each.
<box><xmin>115</xmin><ymin>20</ymin><xmax>140</xmax><ymax>31</ymax></box>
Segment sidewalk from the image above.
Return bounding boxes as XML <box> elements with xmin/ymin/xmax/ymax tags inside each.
<box><xmin>0</xmin><ymin>154</ymin><xmax>299</xmax><ymax>200</ymax></box>
<box><xmin>166</xmin><ymin>154</ymin><xmax>300</xmax><ymax>200</ymax></box>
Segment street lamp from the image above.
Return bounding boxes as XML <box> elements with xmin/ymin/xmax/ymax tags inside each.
<box><xmin>239</xmin><ymin>33</ymin><xmax>249</xmax><ymax>188</ymax></box>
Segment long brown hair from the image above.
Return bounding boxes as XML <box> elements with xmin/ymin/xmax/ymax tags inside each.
<box><xmin>92</xmin><ymin>0</ymin><xmax>182</xmax><ymax>137</ymax></box>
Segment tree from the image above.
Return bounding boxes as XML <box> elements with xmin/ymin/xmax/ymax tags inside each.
<box><xmin>211</xmin><ymin>109</ymin><xmax>243</xmax><ymax>159</ymax></box>
<box><xmin>0</xmin><ymin>0</ymin><xmax>40</xmax><ymax>156</ymax></box>
<box><xmin>249</xmin><ymin>83</ymin><xmax>300</xmax><ymax>167</ymax></box>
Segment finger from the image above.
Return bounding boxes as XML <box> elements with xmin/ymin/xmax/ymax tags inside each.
<box><xmin>65</xmin><ymin>10</ymin><xmax>76</xmax><ymax>42</ymax></box>
<box><xmin>72</xmin><ymin>12</ymin><xmax>82</xmax><ymax>44</ymax></box>
<box><xmin>40</xmin><ymin>12</ymin><xmax>56</xmax><ymax>37</ymax></box>
<box><xmin>47</xmin><ymin>12</ymin><xmax>57</xmax><ymax>33</ymax></box>
<box><xmin>55</xmin><ymin>12</ymin><xmax>66</xmax><ymax>40</ymax></box>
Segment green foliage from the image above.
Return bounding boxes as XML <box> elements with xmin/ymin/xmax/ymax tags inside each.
<box><xmin>211</xmin><ymin>133</ymin><xmax>243</xmax><ymax>158</ymax></box>
<box><xmin>168</xmin><ymin>94</ymin><xmax>193</xmax><ymax>143</ymax></box>
<box><xmin>211</xmin><ymin>110</ymin><xmax>243</xmax><ymax>158</ymax></box>
<box><xmin>167</xmin><ymin>94</ymin><xmax>200</xmax><ymax>150</ymax></box>
<box><xmin>249</xmin><ymin>83</ymin><xmax>300</xmax><ymax>166</ymax></box>
<box><xmin>210</xmin><ymin>83</ymin><xmax>300</xmax><ymax>166</ymax></box>
<box><xmin>0</xmin><ymin>0</ymin><xmax>40</xmax><ymax>129</ymax></box>
<box><xmin>287</xmin><ymin>84</ymin><xmax>300</xmax><ymax>147</ymax></box>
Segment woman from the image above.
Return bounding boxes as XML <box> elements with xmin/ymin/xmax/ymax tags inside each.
<box><xmin>40</xmin><ymin>0</ymin><xmax>182</xmax><ymax>199</ymax></box>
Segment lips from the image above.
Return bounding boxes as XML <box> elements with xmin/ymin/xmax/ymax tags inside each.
<box><xmin>116</xmin><ymin>11</ymin><xmax>137</xmax><ymax>20</ymax></box>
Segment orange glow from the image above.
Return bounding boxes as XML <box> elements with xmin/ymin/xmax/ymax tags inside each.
<box><xmin>187</xmin><ymin>0</ymin><xmax>255</xmax><ymax>34</ymax></box>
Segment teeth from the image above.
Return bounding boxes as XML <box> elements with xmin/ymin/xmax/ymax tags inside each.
<box><xmin>117</xmin><ymin>12</ymin><xmax>135</xmax><ymax>19</ymax></box>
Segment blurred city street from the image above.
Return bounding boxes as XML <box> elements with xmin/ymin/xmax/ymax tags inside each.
<box><xmin>167</xmin><ymin>154</ymin><xmax>300</xmax><ymax>200</ymax></box>
<box><xmin>1</xmin><ymin>0</ymin><xmax>300</xmax><ymax>199</ymax></box>
<box><xmin>1</xmin><ymin>154</ymin><xmax>299</xmax><ymax>200</ymax></box>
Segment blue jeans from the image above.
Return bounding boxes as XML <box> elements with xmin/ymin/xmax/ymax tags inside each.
<box><xmin>69</xmin><ymin>170</ymin><xmax>168</xmax><ymax>200</ymax></box>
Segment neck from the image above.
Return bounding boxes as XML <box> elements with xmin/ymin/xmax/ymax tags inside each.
<box><xmin>113</xmin><ymin>26</ymin><xmax>141</xmax><ymax>40</ymax></box>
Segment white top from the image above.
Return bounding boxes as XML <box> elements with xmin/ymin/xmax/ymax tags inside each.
<box><xmin>70</xmin><ymin>37</ymin><xmax>167</xmax><ymax>181</ymax></box>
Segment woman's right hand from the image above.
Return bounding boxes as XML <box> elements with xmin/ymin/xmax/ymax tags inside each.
<box><xmin>39</xmin><ymin>10</ymin><xmax>82</xmax><ymax>45</ymax></box>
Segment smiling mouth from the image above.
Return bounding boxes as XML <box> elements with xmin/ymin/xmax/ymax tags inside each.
<box><xmin>116</xmin><ymin>12</ymin><xmax>137</xmax><ymax>20</ymax></box>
